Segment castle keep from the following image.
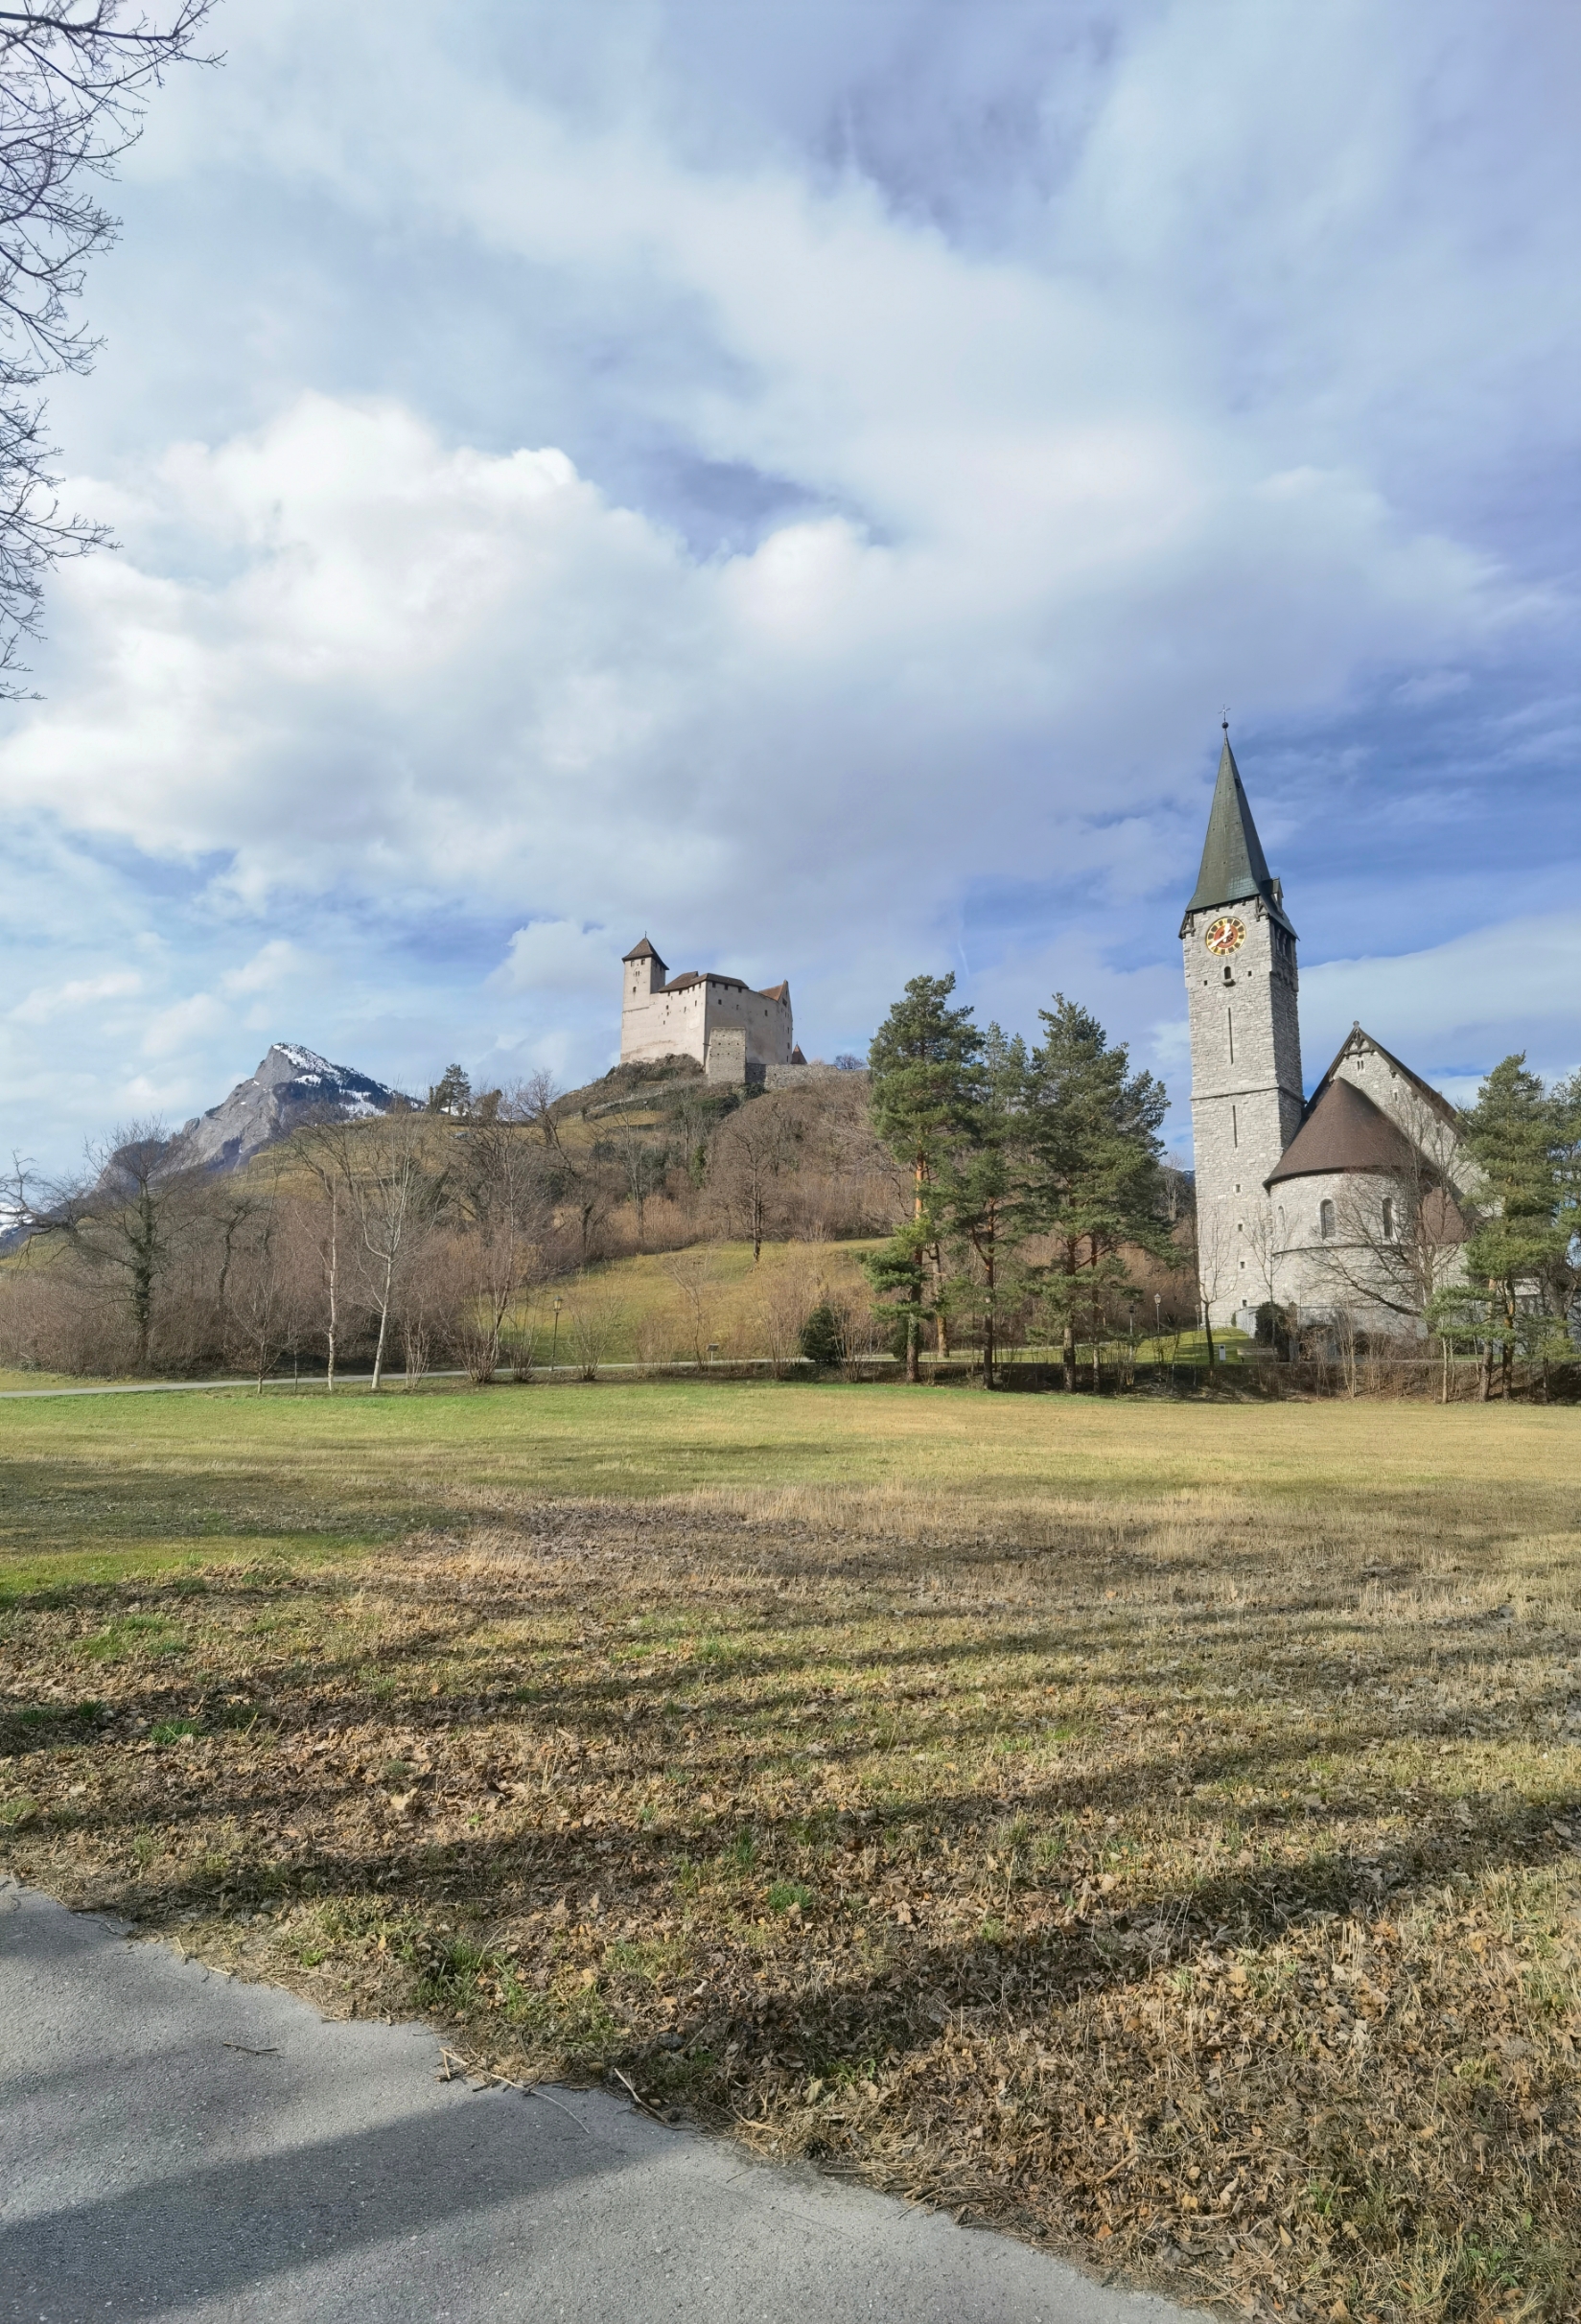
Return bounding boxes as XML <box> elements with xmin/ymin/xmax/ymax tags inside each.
<box><xmin>1182</xmin><ymin>733</ymin><xmax>1469</xmax><ymax>1332</ymax></box>
<box><xmin>620</xmin><ymin>939</ymin><xmax>796</xmax><ymax>1081</ymax></box>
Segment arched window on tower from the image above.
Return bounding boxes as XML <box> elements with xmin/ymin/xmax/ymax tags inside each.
<box><xmin>1319</xmin><ymin>1198</ymin><xmax>1336</xmax><ymax>1241</ymax></box>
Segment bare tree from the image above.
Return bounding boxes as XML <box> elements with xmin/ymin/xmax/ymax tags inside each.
<box><xmin>1189</xmin><ymin>1204</ymin><xmax>1233</xmax><ymax>1376</ymax></box>
<box><xmin>565</xmin><ymin>1281</ymin><xmax>624</xmax><ymax>1379</ymax></box>
<box><xmin>291</xmin><ymin>1118</ymin><xmax>357</xmax><ymax>1391</ymax></box>
<box><xmin>39</xmin><ymin>1121</ymin><xmax>182</xmax><ymax>1369</ymax></box>
<box><xmin>0</xmin><ymin>3</ymin><xmax>216</xmax><ymax>686</ymax></box>
<box><xmin>222</xmin><ymin>1168</ymin><xmax>300</xmax><ymax>1392</ymax></box>
<box><xmin>606</xmin><ymin>1113</ymin><xmax>669</xmax><ymax>1252</ymax></box>
<box><xmin>347</xmin><ymin>1112</ymin><xmax>446</xmax><ymax>1393</ymax></box>
<box><xmin>663</xmin><ymin>1245</ymin><xmax>720</xmax><ymax>1369</ymax></box>
<box><xmin>709</xmin><ymin>1094</ymin><xmax>803</xmax><ymax>1261</ymax></box>
<box><xmin>452</xmin><ymin>1105</ymin><xmax>552</xmax><ymax>1383</ymax></box>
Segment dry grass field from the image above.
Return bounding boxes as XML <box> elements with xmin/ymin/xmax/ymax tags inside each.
<box><xmin>2</xmin><ymin>1383</ymin><xmax>1578</xmax><ymax>2321</ymax></box>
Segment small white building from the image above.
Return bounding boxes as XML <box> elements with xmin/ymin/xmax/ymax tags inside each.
<box><xmin>620</xmin><ymin>938</ymin><xmax>797</xmax><ymax>1081</ymax></box>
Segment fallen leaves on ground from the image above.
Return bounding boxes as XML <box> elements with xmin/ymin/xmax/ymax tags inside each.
<box><xmin>4</xmin><ymin>1484</ymin><xmax>1580</xmax><ymax>2321</ymax></box>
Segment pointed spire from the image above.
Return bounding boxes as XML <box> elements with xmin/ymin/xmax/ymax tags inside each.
<box><xmin>1185</xmin><ymin>732</ymin><xmax>1292</xmax><ymax>928</ymax></box>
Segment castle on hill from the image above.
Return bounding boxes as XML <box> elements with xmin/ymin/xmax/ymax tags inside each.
<box><xmin>1183</xmin><ymin>733</ymin><xmax>1472</xmax><ymax>1334</ymax></box>
<box><xmin>620</xmin><ymin>938</ymin><xmax>800</xmax><ymax>1082</ymax></box>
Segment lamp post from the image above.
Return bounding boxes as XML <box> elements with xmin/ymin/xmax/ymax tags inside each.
<box><xmin>550</xmin><ymin>1296</ymin><xmax>562</xmax><ymax>1378</ymax></box>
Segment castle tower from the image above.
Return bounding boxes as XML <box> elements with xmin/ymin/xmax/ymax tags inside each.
<box><xmin>1180</xmin><ymin>732</ymin><xmax>1304</xmax><ymax>1327</ymax></box>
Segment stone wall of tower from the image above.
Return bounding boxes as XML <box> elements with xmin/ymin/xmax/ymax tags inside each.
<box><xmin>620</xmin><ymin>956</ymin><xmax>795</xmax><ymax>1070</ymax></box>
<box><xmin>1183</xmin><ymin>898</ymin><xmax>1304</xmax><ymax>1327</ymax></box>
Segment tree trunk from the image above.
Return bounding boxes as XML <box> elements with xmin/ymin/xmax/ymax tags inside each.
<box><xmin>1500</xmin><ymin>1287</ymin><xmax>1515</xmax><ymax>1399</ymax></box>
<box><xmin>905</xmin><ymin>1309</ymin><xmax>919</xmax><ymax>1384</ymax></box>
<box><xmin>982</xmin><ymin>1232</ymin><xmax>995</xmax><ymax>1392</ymax></box>
<box><xmin>325</xmin><ymin>1203</ymin><xmax>338</xmax><ymax>1393</ymax></box>
<box><xmin>1477</xmin><ymin>1337</ymin><xmax>1494</xmax><ymax>1402</ymax></box>
<box><xmin>1061</xmin><ymin>1315</ymin><xmax>1075</xmax><ymax>1394</ymax></box>
<box><xmin>371</xmin><ymin>1249</ymin><xmax>396</xmax><ymax>1392</ymax></box>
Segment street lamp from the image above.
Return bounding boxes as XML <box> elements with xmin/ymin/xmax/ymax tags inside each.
<box><xmin>550</xmin><ymin>1296</ymin><xmax>563</xmax><ymax>1377</ymax></box>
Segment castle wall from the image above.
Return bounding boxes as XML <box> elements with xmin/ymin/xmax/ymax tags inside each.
<box><xmin>1182</xmin><ymin>899</ymin><xmax>1304</xmax><ymax>1329</ymax></box>
<box><xmin>620</xmin><ymin>968</ymin><xmax>709</xmax><ymax>1065</ymax></box>
<box><xmin>619</xmin><ymin>951</ymin><xmax>794</xmax><ymax>1069</ymax></box>
<box><xmin>702</xmin><ymin>979</ymin><xmax>795</xmax><ymax>1067</ymax></box>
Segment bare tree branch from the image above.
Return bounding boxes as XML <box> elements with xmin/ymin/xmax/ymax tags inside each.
<box><xmin>0</xmin><ymin>0</ymin><xmax>217</xmax><ymax>686</ymax></box>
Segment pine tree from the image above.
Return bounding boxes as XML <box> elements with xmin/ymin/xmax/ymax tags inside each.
<box><xmin>1460</xmin><ymin>1055</ymin><xmax>1571</xmax><ymax>1399</ymax></box>
<box><xmin>1020</xmin><ymin>997</ymin><xmax>1170</xmax><ymax>1392</ymax></box>
<box><xmin>865</xmin><ymin>974</ymin><xmax>985</xmax><ymax>1382</ymax></box>
<box><xmin>931</xmin><ymin>1024</ymin><xmax>1028</xmax><ymax>1389</ymax></box>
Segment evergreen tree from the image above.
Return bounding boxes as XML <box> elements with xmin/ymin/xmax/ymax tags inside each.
<box><xmin>865</xmin><ymin>974</ymin><xmax>985</xmax><ymax>1381</ymax></box>
<box><xmin>1020</xmin><ymin>996</ymin><xmax>1170</xmax><ymax>1391</ymax></box>
<box><xmin>931</xmin><ymin>1024</ymin><xmax>1028</xmax><ymax>1389</ymax></box>
<box><xmin>1460</xmin><ymin>1055</ymin><xmax>1572</xmax><ymax>1398</ymax></box>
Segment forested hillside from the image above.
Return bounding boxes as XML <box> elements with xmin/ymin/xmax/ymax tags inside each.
<box><xmin>0</xmin><ymin>1033</ymin><xmax>1198</xmax><ymax>1382</ymax></box>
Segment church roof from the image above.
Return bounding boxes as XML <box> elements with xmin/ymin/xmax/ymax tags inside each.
<box><xmin>1309</xmin><ymin>1023</ymin><xmax>1459</xmax><ymax>1129</ymax></box>
<box><xmin>1266</xmin><ymin>1074</ymin><xmax>1417</xmax><ymax>1186</ymax></box>
<box><xmin>1184</xmin><ymin>736</ymin><xmax>1295</xmax><ymax>934</ymax></box>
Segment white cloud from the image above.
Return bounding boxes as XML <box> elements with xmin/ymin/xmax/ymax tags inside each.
<box><xmin>141</xmin><ymin>992</ymin><xmax>230</xmax><ymax>1060</ymax></box>
<box><xmin>492</xmin><ymin>920</ymin><xmax>622</xmax><ymax>998</ymax></box>
<box><xmin>0</xmin><ymin>0</ymin><xmax>1575</xmax><ymax>1168</ymax></box>
<box><xmin>221</xmin><ymin>940</ymin><xmax>310</xmax><ymax>996</ymax></box>
<box><xmin>10</xmin><ymin>970</ymin><xmax>143</xmax><ymax>1026</ymax></box>
<box><xmin>1303</xmin><ymin>915</ymin><xmax>1581</xmax><ymax>1081</ymax></box>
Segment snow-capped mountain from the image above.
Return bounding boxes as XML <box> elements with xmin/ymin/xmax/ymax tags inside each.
<box><xmin>160</xmin><ymin>1043</ymin><xmax>403</xmax><ymax>1174</ymax></box>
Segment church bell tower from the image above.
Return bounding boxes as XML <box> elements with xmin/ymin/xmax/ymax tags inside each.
<box><xmin>1180</xmin><ymin>732</ymin><xmax>1304</xmax><ymax>1327</ymax></box>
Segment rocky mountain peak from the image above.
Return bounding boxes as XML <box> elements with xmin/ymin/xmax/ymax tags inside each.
<box><xmin>163</xmin><ymin>1042</ymin><xmax>402</xmax><ymax>1175</ymax></box>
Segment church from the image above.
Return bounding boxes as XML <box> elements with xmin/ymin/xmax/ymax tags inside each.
<box><xmin>1182</xmin><ymin>733</ymin><xmax>1471</xmax><ymax>1335</ymax></box>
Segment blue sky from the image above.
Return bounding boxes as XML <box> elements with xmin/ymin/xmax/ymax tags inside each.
<box><xmin>1</xmin><ymin>0</ymin><xmax>1577</xmax><ymax>1172</ymax></box>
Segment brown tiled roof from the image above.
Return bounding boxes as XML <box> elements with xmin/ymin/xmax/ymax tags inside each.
<box><xmin>758</xmin><ymin>982</ymin><xmax>790</xmax><ymax>1002</ymax></box>
<box><xmin>1266</xmin><ymin>1076</ymin><xmax>1417</xmax><ymax>1186</ymax></box>
<box><xmin>622</xmin><ymin>937</ymin><xmax>662</xmax><ymax>963</ymax></box>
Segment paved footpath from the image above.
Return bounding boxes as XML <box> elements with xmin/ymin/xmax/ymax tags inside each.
<box><xmin>1</xmin><ymin>1880</ymin><xmax>1202</xmax><ymax>2324</ymax></box>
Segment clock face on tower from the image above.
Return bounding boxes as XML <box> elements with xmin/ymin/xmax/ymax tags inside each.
<box><xmin>1204</xmin><ymin>915</ymin><xmax>1246</xmax><ymax>957</ymax></box>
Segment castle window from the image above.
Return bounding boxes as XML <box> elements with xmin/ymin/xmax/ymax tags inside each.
<box><xmin>1382</xmin><ymin>1197</ymin><xmax>1396</xmax><ymax>1242</ymax></box>
<box><xmin>1222</xmin><ymin>964</ymin><xmax>1233</xmax><ymax>986</ymax></box>
<box><xmin>1231</xmin><ymin>1104</ymin><xmax>1238</xmax><ymax>1147</ymax></box>
<box><xmin>1319</xmin><ymin>1198</ymin><xmax>1336</xmax><ymax>1240</ymax></box>
<box><xmin>1226</xmin><ymin>1009</ymin><xmax>1235</xmax><ymax>1063</ymax></box>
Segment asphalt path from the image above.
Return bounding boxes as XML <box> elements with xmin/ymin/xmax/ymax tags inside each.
<box><xmin>1</xmin><ymin>1880</ymin><xmax>1201</xmax><ymax>2324</ymax></box>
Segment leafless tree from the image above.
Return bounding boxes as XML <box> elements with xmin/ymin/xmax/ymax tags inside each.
<box><xmin>0</xmin><ymin>3</ymin><xmax>216</xmax><ymax>686</ymax></box>
<box><xmin>663</xmin><ymin>1245</ymin><xmax>720</xmax><ymax>1369</ymax></box>
<box><xmin>451</xmin><ymin>1106</ymin><xmax>553</xmax><ymax>1383</ymax></box>
<box><xmin>565</xmin><ymin>1281</ymin><xmax>624</xmax><ymax>1379</ymax></box>
<box><xmin>606</xmin><ymin>1112</ymin><xmax>670</xmax><ymax>1252</ymax></box>
<box><xmin>517</xmin><ymin>1069</ymin><xmax>563</xmax><ymax>1150</ymax></box>
<box><xmin>709</xmin><ymin>1093</ymin><xmax>803</xmax><ymax>1260</ymax></box>
<box><xmin>291</xmin><ymin>1118</ymin><xmax>359</xmax><ymax>1391</ymax></box>
<box><xmin>346</xmin><ymin>1112</ymin><xmax>447</xmax><ymax>1393</ymax></box>
<box><xmin>222</xmin><ymin>1168</ymin><xmax>302</xmax><ymax>1392</ymax></box>
<box><xmin>29</xmin><ymin>1120</ymin><xmax>185</xmax><ymax>1369</ymax></box>
<box><xmin>1190</xmin><ymin>1204</ymin><xmax>1233</xmax><ymax>1375</ymax></box>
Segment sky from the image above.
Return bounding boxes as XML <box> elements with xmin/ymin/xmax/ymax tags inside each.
<box><xmin>1</xmin><ymin>0</ymin><xmax>1577</xmax><ymax>1174</ymax></box>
